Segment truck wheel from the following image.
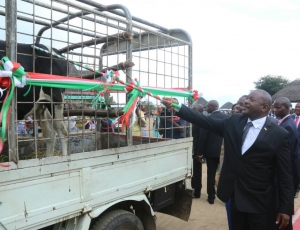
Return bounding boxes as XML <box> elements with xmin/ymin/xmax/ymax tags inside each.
<box><xmin>91</xmin><ymin>209</ymin><xmax>144</xmax><ymax>230</ymax></box>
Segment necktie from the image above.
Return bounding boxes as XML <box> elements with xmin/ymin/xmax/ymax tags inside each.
<box><xmin>295</xmin><ymin>116</ymin><xmax>299</xmax><ymax>127</ymax></box>
<box><xmin>242</xmin><ymin>122</ymin><xmax>253</xmax><ymax>144</ymax></box>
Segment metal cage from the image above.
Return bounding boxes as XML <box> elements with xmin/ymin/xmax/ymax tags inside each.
<box><xmin>0</xmin><ymin>0</ymin><xmax>192</xmax><ymax>163</ymax></box>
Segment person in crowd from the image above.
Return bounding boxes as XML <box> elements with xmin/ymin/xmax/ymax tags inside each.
<box><xmin>140</xmin><ymin>105</ymin><xmax>148</xmax><ymax>121</ymax></box>
<box><xmin>17</xmin><ymin>120</ymin><xmax>26</xmax><ymax>134</ymax></box>
<box><xmin>179</xmin><ymin>117</ymin><xmax>188</xmax><ymax>138</ymax></box>
<box><xmin>235</xmin><ymin>95</ymin><xmax>247</xmax><ymax>113</ymax></box>
<box><xmin>85</xmin><ymin>117</ymin><xmax>96</xmax><ymax>130</ymax></box>
<box><xmin>198</xmin><ymin>100</ymin><xmax>228</xmax><ymax>204</ymax></box>
<box><xmin>162</xmin><ymin>89</ymin><xmax>294</xmax><ymax>230</ymax></box>
<box><xmin>231</xmin><ymin>103</ymin><xmax>237</xmax><ymax>114</ymax></box>
<box><xmin>269</xmin><ymin>104</ymin><xmax>277</xmax><ymax>118</ymax></box>
<box><xmin>274</xmin><ymin>97</ymin><xmax>300</xmax><ymax>230</ymax></box>
<box><xmin>121</xmin><ymin>103</ymin><xmax>146</xmax><ymax>136</ymax></box>
<box><xmin>191</xmin><ymin>103</ymin><xmax>204</xmax><ymax>198</ymax></box>
<box><xmin>25</xmin><ymin>114</ymin><xmax>34</xmax><ymax>134</ymax></box>
<box><xmin>17</xmin><ymin>115</ymin><xmax>36</xmax><ymax>134</ymax></box>
<box><xmin>159</xmin><ymin>99</ymin><xmax>184</xmax><ymax>139</ymax></box>
<box><xmin>132</xmin><ymin>104</ymin><xmax>147</xmax><ymax>137</ymax></box>
<box><xmin>292</xmin><ymin>101</ymin><xmax>300</xmax><ymax>198</ymax></box>
<box><xmin>64</xmin><ymin>116</ymin><xmax>78</xmax><ymax>131</ymax></box>
<box><xmin>152</xmin><ymin>105</ymin><xmax>163</xmax><ymax>138</ymax></box>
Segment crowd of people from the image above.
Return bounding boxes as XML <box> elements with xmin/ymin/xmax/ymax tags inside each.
<box><xmin>161</xmin><ymin>90</ymin><xmax>300</xmax><ymax>230</ymax></box>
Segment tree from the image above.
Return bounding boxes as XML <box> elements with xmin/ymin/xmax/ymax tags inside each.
<box><xmin>254</xmin><ymin>75</ymin><xmax>290</xmax><ymax>96</ymax></box>
<box><xmin>104</xmin><ymin>92</ymin><xmax>116</xmax><ymax>105</ymax></box>
<box><xmin>139</xmin><ymin>100</ymin><xmax>156</xmax><ymax>112</ymax></box>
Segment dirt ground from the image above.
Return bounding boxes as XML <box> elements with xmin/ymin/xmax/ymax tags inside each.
<box><xmin>155</xmin><ymin>163</ymin><xmax>300</xmax><ymax>230</ymax></box>
<box><xmin>156</xmin><ymin>163</ymin><xmax>228</xmax><ymax>230</ymax></box>
<box><xmin>143</xmin><ymin>117</ymin><xmax>300</xmax><ymax>230</ymax></box>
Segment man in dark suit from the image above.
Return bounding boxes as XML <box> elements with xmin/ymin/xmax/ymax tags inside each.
<box><xmin>291</xmin><ymin>102</ymin><xmax>300</xmax><ymax>198</ymax></box>
<box><xmin>198</xmin><ymin>100</ymin><xmax>228</xmax><ymax>204</ymax></box>
<box><xmin>274</xmin><ymin>97</ymin><xmax>300</xmax><ymax>230</ymax></box>
<box><xmin>162</xmin><ymin>90</ymin><xmax>294</xmax><ymax>230</ymax></box>
<box><xmin>291</xmin><ymin>101</ymin><xmax>300</xmax><ymax>142</ymax></box>
<box><xmin>192</xmin><ymin>103</ymin><xmax>204</xmax><ymax>198</ymax></box>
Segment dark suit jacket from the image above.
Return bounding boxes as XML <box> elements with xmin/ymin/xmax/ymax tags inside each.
<box><xmin>198</xmin><ymin>111</ymin><xmax>228</xmax><ymax>158</ymax></box>
<box><xmin>280</xmin><ymin>116</ymin><xmax>300</xmax><ymax>184</ymax></box>
<box><xmin>177</xmin><ymin>105</ymin><xmax>294</xmax><ymax>215</ymax></box>
<box><xmin>192</xmin><ymin>124</ymin><xmax>202</xmax><ymax>157</ymax></box>
<box><xmin>291</xmin><ymin>114</ymin><xmax>300</xmax><ymax>141</ymax></box>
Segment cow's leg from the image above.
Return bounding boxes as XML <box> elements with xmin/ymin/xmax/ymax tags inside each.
<box><xmin>43</xmin><ymin>115</ymin><xmax>56</xmax><ymax>158</ymax></box>
<box><xmin>35</xmin><ymin>104</ymin><xmax>56</xmax><ymax>157</ymax></box>
<box><xmin>37</xmin><ymin>88</ymin><xmax>68</xmax><ymax>156</ymax></box>
<box><xmin>53</xmin><ymin>103</ymin><xmax>68</xmax><ymax>156</ymax></box>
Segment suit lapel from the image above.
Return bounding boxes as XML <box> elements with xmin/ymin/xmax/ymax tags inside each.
<box><xmin>279</xmin><ymin>116</ymin><xmax>289</xmax><ymax>126</ymax></box>
<box><xmin>243</xmin><ymin>117</ymin><xmax>272</xmax><ymax>154</ymax></box>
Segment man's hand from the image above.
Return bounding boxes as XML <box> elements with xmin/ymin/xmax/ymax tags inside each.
<box><xmin>194</xmin><ymin>155</ymin><xmax>204</xmax><ymax>163</ymax></box>
<box><xmin>198</xmin><ymin>156</ymin><xmax>205</xmax><ymax>163</ymax></box>
<box><xmin>276</xmin><ymin>213</ymin><xmax>290</xmax><ymax>229</ymax></box>
<box><xmin>162</xmin><ymin>97</ymin><xmax>179</xmax><ymax>110</ymax></box>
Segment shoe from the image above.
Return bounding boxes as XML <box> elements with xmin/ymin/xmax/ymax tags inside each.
<box><xmin>207</xmin><ymin>198</ymin><xmax>214</xmax><ymax>204</ymax></box>
<box><xmin>295</xmin><ymin>191</ymin><xmax>299</xmax><ymax>198</ymax></box>
<box><xmin>193</xmin><ymin>189</ymin><xmax>201</xmax><ymax>199</ymax></box>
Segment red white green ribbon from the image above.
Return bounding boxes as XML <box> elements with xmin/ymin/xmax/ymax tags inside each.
<box><xmin>0</xmin><ymin>54</ymin><xmax>199</xmax><ymax>166</ymax></box>
<box><xmin>31</xmin><ymin>45</ymin><xmax>198</xmax><ymax>103</ymax></box>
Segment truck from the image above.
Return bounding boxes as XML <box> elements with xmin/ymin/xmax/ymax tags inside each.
<box><xmin>0</xmin><ymin>0</ymin><xmax>194</xmax><ymax>229</ymax></box>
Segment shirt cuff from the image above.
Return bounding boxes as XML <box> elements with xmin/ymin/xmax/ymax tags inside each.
<box><xmin>174</xmin><ymin>104</ymin><xmax>182</xmax><ymax>112</ymax></box>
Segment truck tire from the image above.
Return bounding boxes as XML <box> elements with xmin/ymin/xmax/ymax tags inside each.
<box><xmin>91</xmin><ymin>209</ymin><xmax>144</xmax><ymax>230</ymax></box>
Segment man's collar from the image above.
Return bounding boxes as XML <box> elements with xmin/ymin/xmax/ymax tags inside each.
<box><xmin>247</xmin><ymin>116</ymin><xmax>267</xmax><ymax>128</ymax></box>
<box><xmin>278</xmin><ymin>114</ymin><xmax>290</xmax><ymax>125</ymax></box>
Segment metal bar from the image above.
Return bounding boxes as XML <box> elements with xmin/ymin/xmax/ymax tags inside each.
<box><xmin>0</xmin><ymin>10</ymin><xmax>103</xmax><ymax>40</ymax></box>
<box><xmin>76</xmin><ymin>0</ymin><xmax>192</xmax><ymax>44</ymax></box>
<box><xmin>75</xmin><ymin>0</ymin><xmax>134</xmax><ymax>146</ymax></box>
<box><xmin>36</xmin><ymin>11</ymin><xmax>90</xmax><ymax>44</ymax></box>
<box><xmin>22</xmin><ymin>0</ymin><xmax>131</xmax><ymax>39</ymax></box>
<box><xmin>22</xmin><ymin>0</ymin><xmax>191</xmax><ymax>49</ymax></box>
<box><xmin>5</xmin><ymin>0</ymin><xmax>18</xmax><ymax>163</ymax></box>
<box><xmin>75</xmin><ymin>0</ymin><xmax>132</xmax><ymax>31</ymax></box>
<box><xmin>52</xmin><ymin>0</ymin><xmax>129</xmax><ymax>24</ymax></box>
<box><xmin>58</xmin><ymin>31</ymin><xmax>132</xmax><ymax>53</ymax></box>
<box><xmin>54</xmin><ymin>0</ymin><xmax>191</xmax><ymax>45</ymax></box>
<box><xmin>62</xmin><ymin>109</ymin><xmax>123</xmax><ymax>117</ymax></box>
<box><xmin>100</xmin><ymin>45</ymin><xmax>182</xmax><ymax>57</ymax></box>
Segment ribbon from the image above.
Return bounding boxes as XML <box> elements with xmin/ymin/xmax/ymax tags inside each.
<box><xmin>117</xmin><ymin>79</ymin><xmax>143</xmax><ymax>130</ymax></box>
<box><xmin>91</xmin><ymin>92</ymin><xmax>106</xmax><ymax>109</ymax></box>
<box><xmin>114</xmin><ymin>76</ymin><xmax>182</xmax><ymax>110</ymax></box>
<box><xmin>30</xmin><ymin>45</ymin><xmax>198</xmax><ymax>102</ymax></box>
<box><xmin>0</xmin><ymin>55</ymin><xmax>199</xmax><ymax>166</ymax></box>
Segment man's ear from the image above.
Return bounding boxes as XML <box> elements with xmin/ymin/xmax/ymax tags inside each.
<box><xmin>261</xmin><ymin>104</ymin><xmax>270</xmax><ymax>113</ymax></box>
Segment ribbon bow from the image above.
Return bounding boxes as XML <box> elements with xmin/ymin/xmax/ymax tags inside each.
<box><xmin>0</xmin><ymin>56</ymin><xmax>27</xmax><ymax>167</ymax></box>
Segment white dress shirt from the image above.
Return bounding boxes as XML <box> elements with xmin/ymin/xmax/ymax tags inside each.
<box><xmin>242</xmin><ymin>116</ymin><xmax>267</xmax><ymax>154</ymax></box>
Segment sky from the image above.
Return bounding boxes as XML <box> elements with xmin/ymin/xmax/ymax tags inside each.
<box><xmin>93</xmin><ymin>0</ymin><xmax>300</xmax><ymax>106</ymax></box>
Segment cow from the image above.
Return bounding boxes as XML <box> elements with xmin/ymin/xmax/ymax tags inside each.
<box><xmin>0</xmin><ymin>40</ymin><xmax>70</xmax><ymax>159</ymax></box>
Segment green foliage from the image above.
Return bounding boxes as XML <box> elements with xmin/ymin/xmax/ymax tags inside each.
<box><xmin>254</xmin><ymin>75</ymin><xmax>290</xmax><ymax>96</ymax></box>
<box><xmin>139</xmin><ymin>100</ymin><xmax>156</xmax><ymax>111</ymax></box>
<box><xmin>0</xmin><ymin>155</ymin><xmax>7</xmax><ymax>163</ymax></box>
<box><xmin>104</xmin><ymin>92</ymin><xmax>116</xmax><ymax>105</ymax></box>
